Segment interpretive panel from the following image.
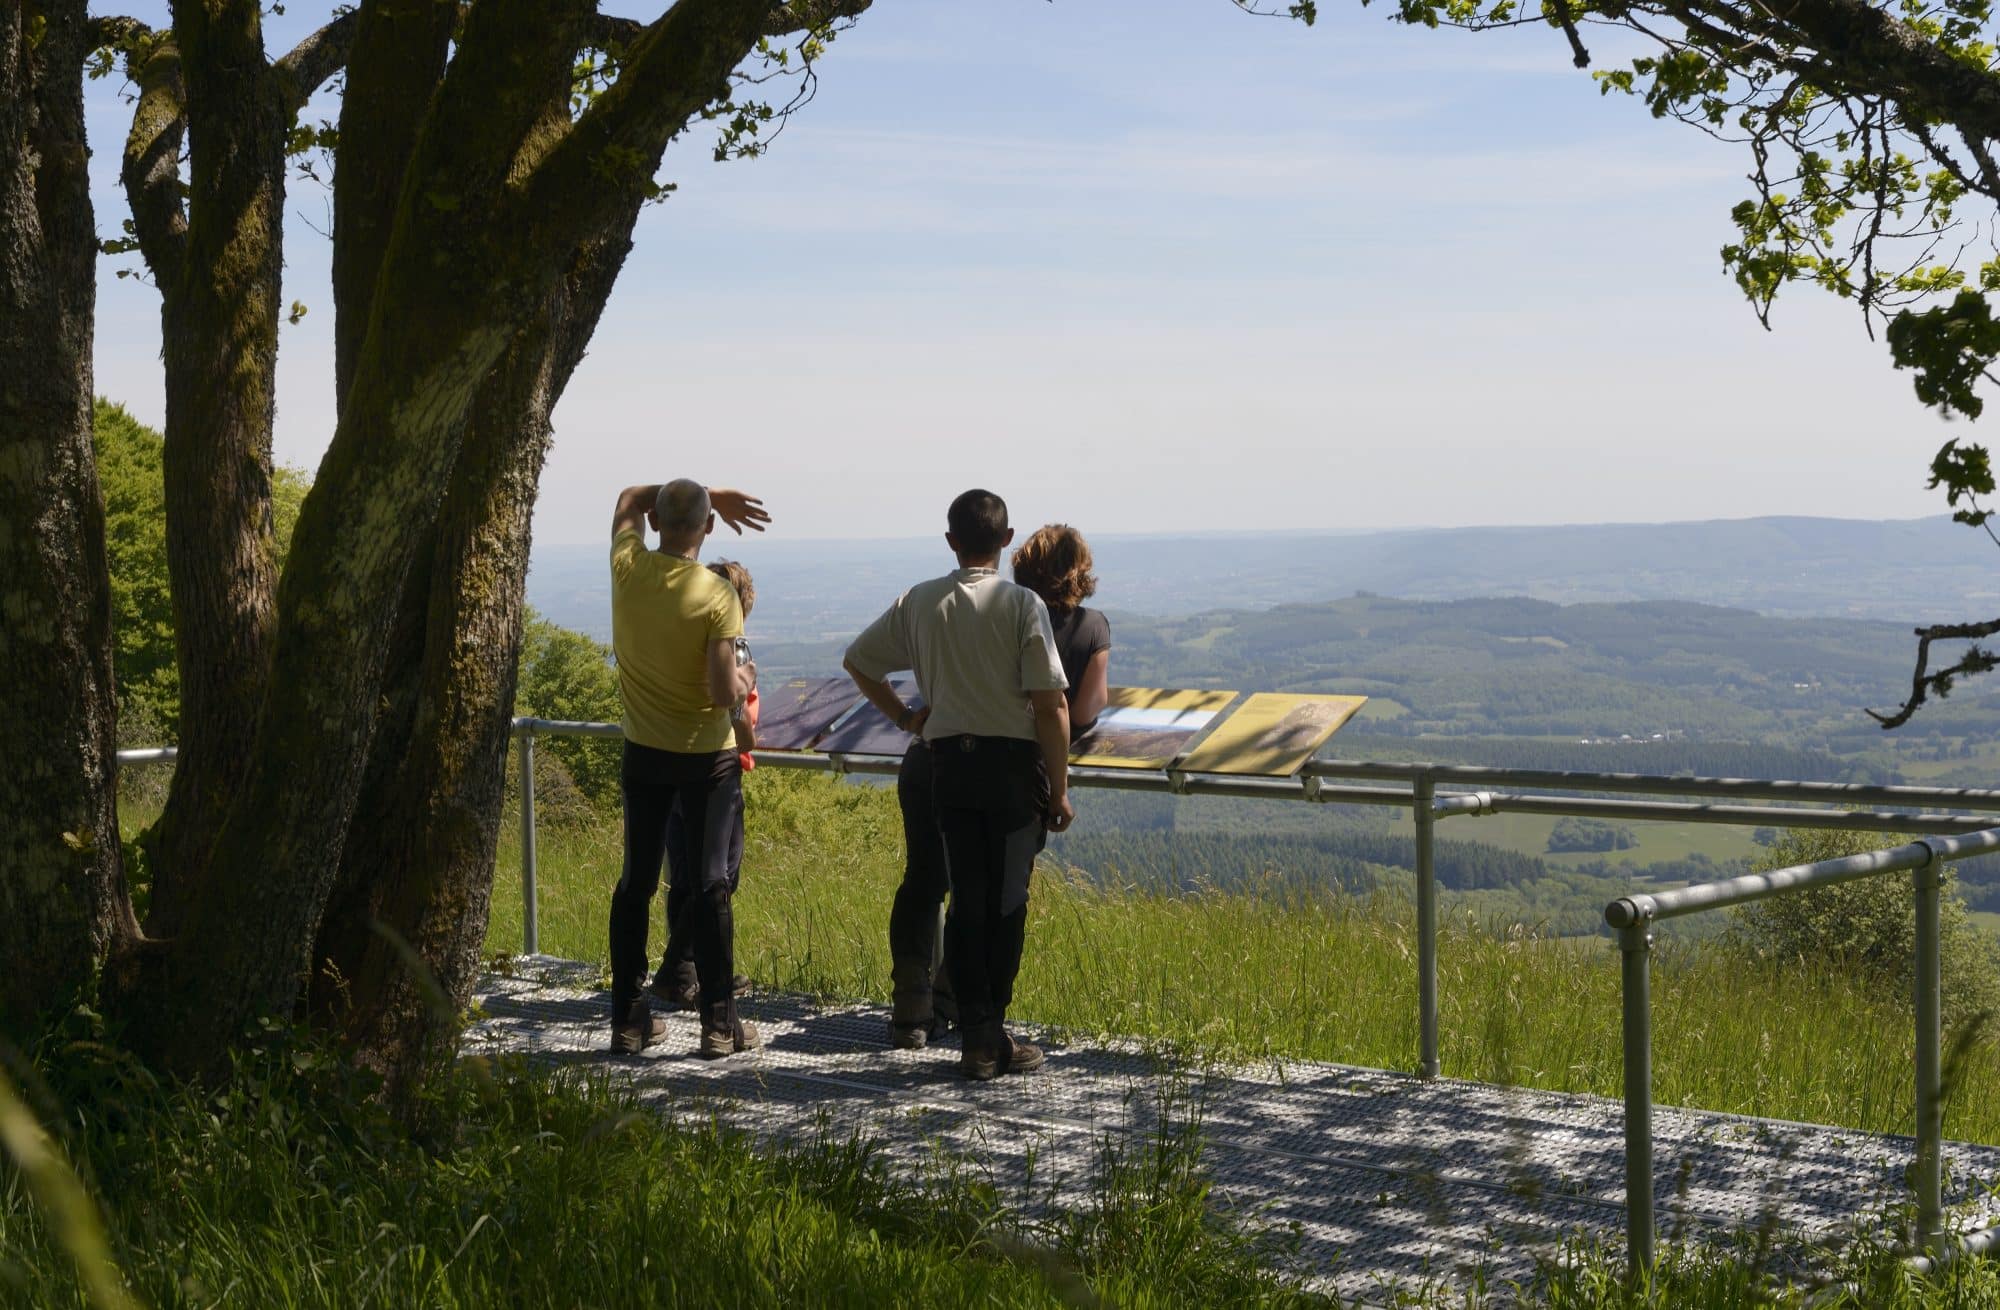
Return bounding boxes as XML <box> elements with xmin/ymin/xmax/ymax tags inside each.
<box><xmin>756</xmin><ymin>677</ymin><xmax>864</xmax><ymax>751</ymax></box>
<box><xmin>1174</xmin><ymin>693</ymin><xmax>1367</xmax><ymax>777</ymax></box>
<box><xmin>1069</xmin><ymin>687</ymin><xmax>1240</xmax><ymax>770</ymax></box>
<box><xmin>817</xmin><ymin>675</ymin><xmax>924</xmax><ymax>756</ymax></box>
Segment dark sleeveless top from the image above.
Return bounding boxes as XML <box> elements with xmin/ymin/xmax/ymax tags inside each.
<box><xmin>1047</xmin><ymin>605</ymin><xmax>1111</xmax><ymax>736</ymax></box>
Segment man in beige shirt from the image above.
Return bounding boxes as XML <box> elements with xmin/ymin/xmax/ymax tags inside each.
<box><xmin>844</xmin><ymin>489</ymin><xmax>1074</xmax><ymax>1080</ymax></box>
<box><xmin>607</xmin><ymin>479</ymin><xmax>767</xmax><ymax>1056</ymax></box>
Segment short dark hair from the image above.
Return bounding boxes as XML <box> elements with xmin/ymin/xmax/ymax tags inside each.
<box><xmin>947</xmin><ymin>489</ymin><xmax>1009</xmax><ymax>556</ymax></box>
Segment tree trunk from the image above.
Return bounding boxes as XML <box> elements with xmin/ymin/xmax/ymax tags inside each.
<box><xmin>110</xmin><ymin>2</ymin><xmax>600</xmax><ymax>1079</ymax></box>
<box><xmin>310</xmin><ymin>223</ymin><xmax>637</xmax><ymax>1098</ymax></box>
<box><xmin>107</xmin><ymin>0</ymin><xmax>809</xmax><ymax>1081</ymax></box>
<box><xmin>0</xmin><ymin>1</ymin><xmax>136</xmax><ymax>1035</ymax></box>
<box><xmin>331</xmin><ymin>0</ymin><xmax>456</xmax><ymax>410</ymax></box>
<box><xmin>306</xmin><ymin>342</ymin><xmax>556</xmax><ymax>1097</ymax></box>
<box><xmin>136</xmin><ymin>4</ymin><xmax>290</xmax><ymax>936</ymax></box>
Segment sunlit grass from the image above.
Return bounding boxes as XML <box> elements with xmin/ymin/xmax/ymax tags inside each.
<box><xmin>2</xmin><ymin>1031</ymin><xmax>1310</xmax><ymax>1309</ymax></box>
<box><xmin>487</xmin><ymin>770</ymin><xmax>2000</xmax><ymax>1146</ymax></box>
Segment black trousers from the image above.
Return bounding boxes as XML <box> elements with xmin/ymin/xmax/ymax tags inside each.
<box><xmin>611</xmin><ymin>740</ymin><xmax>741</xmax><ymax>1022</ymax></box>
<box><xmin>658</xmin><ymin>788</ymin><xmax>746</xmax><ymax>990</ymax></box>
<box><xmin>931</xmin><ymin>734</ymin><xmax>1046</xmax><ymax>1036</ymax></box>
<box><xmin>888</xmin><ymin>738</ymin><xmax>949</xmax><ymax>971</ymax></box>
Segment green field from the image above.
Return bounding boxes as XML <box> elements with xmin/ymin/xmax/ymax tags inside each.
<box><xmin>1460</xmin><ymin>810</ymin><xmax>1764</xmax><ymax>872</ymax></box>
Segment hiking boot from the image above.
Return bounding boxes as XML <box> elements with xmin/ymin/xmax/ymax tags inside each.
<box><xmin>960</xmin><ymin>1029</ymin><xmax>1045</xmax><ymax>1081</ymax></box>
<box><xmin>889</xmin><ymin>956</ymin><xmax>936</xmax><ymax>1050</ymax></box>
<box><xmin>698</xmin><ymin>1004</ymin><xmax>763</xmax><ymax>1060</ymax></box>
<box><xmin>931</xmin><ymin>959</ymin><xmax>959</xmax><ymax>1029</ymax></box>
<box><xmin>609</xmin><ymin>1002</ymin><xmax>667</xmax><ymax>1055</ymax></box>
<box><xmin>648</xmin><ymin>971</ymin><xmax>751</xmax><ymax>1011</ymax></box>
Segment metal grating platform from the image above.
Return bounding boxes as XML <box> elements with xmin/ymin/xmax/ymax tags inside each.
<box><xmin>468</xmin><ymin>958</ymin><xmax>2000</xmax><ymax>1301</ymax></box>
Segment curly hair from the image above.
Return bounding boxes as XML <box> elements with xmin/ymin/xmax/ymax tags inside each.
<box><xmin>1011</xmin><ymin>524</ymin><xmax>1096</xmax><ymax>612</ymax></box>
<box><xmin>707</xmin><ymin>558</ymin><xmax>754</xmax><ymax>618</ymax></box>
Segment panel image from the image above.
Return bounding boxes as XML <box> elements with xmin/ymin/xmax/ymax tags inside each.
<box><xmin>1175</xmin><ymin>693</ymin><xmax>1367</xmax><ymax>777</ymax></box>
<box><xmin>817</xmin><ymin>674</ymin><xmax>924</xmax><ymax>756</ymax></box>
<box><xmin>755</xmin><ymin>676</ymin><xmax>864</xmax><ymax>751</ymax></box>
<box><xmin>1069</xmin><ymin>687</ymin><xmax>1241</xmax><ymax>770</ymax></box>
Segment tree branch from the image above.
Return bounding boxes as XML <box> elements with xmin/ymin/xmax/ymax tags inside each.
<box><xmin>1867</xmin><ymin>617</ymin><xmax>2000</xmax><ymax>729</ymax></box>
<box><xmin>586</xmin><ymin>13</ymin><xmax>645</xmax><ymax>48</ymax></box>
<box><xmin>274</xmin><ymin>9</ymin><xmax>361</xmax><ymax>113</ymax></box>
<box><xmin>1552</xmin><ymin>0</ymin><xmax>1591</xmax><ymax>68</ymax></box>
<box><xmin>87</xmin><ymin>14</ymin><xmax>151</xmax><ymax>49</ymax></box>
<box><xmin>764</xmin><ymin>0</ymin><xmax>873</xmax><ymax>35</ymax></box>
<box><xmin>1752</xmin><ymin>0</ymin><xmax>2000</xmax><ymax>143</ymax></box>
<box><xmin>119</xmin><ymin>31</ymin><xmax>189</xmax><ymax>287</ymax></box>
<box><xmin>515</xmin><ymin>0</ymin><xmax>779</xmax><ymax>256</ymax></box>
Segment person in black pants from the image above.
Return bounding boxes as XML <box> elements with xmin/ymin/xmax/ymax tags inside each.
<box><xmin>887</xmin><ymin>523</ymin><xmax>1111</xmax><ymax>1046</ymax></box>
<box><xmin>652</xmin><ymin>560</ymin><xmax>759</xmax><ymax>1009</ymax></box>
<box><xmin>611</xmin><ymin>745</ymin><xmax>743</xmax><ymax>1050</ymax></box>
<box><xmin>605</xmin><ymin>479</ymin><xmax>767</xmax><ymax>1057</ymax></box>
<box><xmin>845</xmin><ymin>489</ymin><xmax>1074</xmax><ymax>1079</ymax></box>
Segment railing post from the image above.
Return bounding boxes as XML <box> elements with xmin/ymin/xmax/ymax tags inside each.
<box><xmin>519</xmin><ymin>724</ymin><xmax>539</xmax><ymax>956</ymax></box>
<box><xmin>1915</xmin><ymin>842</ymin><xmax>1945</xmax><ymax>1255</ymax></box>
<box><xmin>1619</xmin><ymin>916</ymin><xmax>1656</xmax><ymax>1280</ymax></box>
<box><xmin>1414</xmin><ymin>769</ymin><xmax>1439</xmax><ymax>1079</ymax></box>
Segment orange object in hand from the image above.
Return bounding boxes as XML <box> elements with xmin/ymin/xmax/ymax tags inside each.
<box><xmin>736</xmin><ymin>687</ymin><xmax>760</xmax><ymax>771</ymax></box>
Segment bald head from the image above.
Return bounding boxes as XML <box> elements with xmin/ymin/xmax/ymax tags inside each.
<box><xmin>656</xmin><ymin>479</ymin><xmax>710</xmax><ymax>533</ymax></box>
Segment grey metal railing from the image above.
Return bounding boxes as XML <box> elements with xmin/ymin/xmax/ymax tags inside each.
<box><xmin>120</xmin><ymin>726</ymin><xmax>2000</xmax><ymax>1276</ymax></box>
<box><xmin>1603</xmin><ymin>828</ymin><xmax>2000</xmax><ymax>1277</ymax></box>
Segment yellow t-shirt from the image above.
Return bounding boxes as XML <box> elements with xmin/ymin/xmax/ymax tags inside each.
<box><xmin>610</xmin><ymin>529</ymin><xmax>743</xmax><ymax>753</ymax></box>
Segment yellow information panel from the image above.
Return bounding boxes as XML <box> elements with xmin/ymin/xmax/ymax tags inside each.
<box><xmin>1174</xmin><ymin>693</ymin><xmax>1367</xmax><ymax>777</ymax></box>
<box><xmin>1069</xmin><ymin>687</ymin><xmax>1240</xmax><ymax>770</ymax></box>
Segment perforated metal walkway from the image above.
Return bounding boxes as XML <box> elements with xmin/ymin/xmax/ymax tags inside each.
<box><xmin>468</xmin><ymin>958</ymin><xmax>2000</xmax><ymax>1301</ymax></box>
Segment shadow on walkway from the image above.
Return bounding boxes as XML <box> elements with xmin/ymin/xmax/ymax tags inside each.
<box><xmin>469</xmin><ymin>960</ymin><xmax>2000</xmax><ymax>1299</ymax></box>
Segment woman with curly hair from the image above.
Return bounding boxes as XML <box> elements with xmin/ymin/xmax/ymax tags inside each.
<box><xmin>1011</xmin><ymin>523</ymin><xmax>1110</xmax><ymax>738</ymax></box>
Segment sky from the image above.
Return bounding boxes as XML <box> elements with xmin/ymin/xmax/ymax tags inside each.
<box><xmin>83</xmin><ymin>1</ymin><xmax>1970</xmax><ymax>546</ymax></box>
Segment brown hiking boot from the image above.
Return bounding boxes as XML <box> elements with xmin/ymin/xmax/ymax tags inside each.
<box><xmin>889</xmin><ymin>956</ymin><xmax>936</xmax><ymax>1050</ymax></box>
<box><xmin>698</xmin><ymin>1005</ymin><xmax>763</xmax><ymax>1060</ymax></box>
<box><xmin>650</xmin><ymin>971</ymin><xmax>751</xmax><ymax>1011</ymax></box>
<box><xmin>609</xmin><ymin>1002</ymin><xmax>667</xmax><ymax>1055</ymax></box>
<box><xmin>960</xmin><ymin>1029</ymin><xmax>1045</xmax><ymax>1081</ymax></box>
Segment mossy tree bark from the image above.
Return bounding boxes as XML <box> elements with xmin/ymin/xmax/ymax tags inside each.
<box><xmin>307</xmin><ymin>229</ymin><xmax>635</xmax><ymax>1098</ymax></box>
<box><xmin>0</xmin><ymin>1</ymin><xmax>137</xmax><ymax>1033</ymax></box>
<box><xmin>0</xmin><ymin>0</ymin><xmax>865</xmax><ymax>1076</ymax></box>
<box><xmin>111</xmin><ymin>0</ymin><xmax>833</xmax><ymax>1081</ymax></box>
<box><xmin>117</xmin><ymin>7</ymin><xmax>356</xmax><ymax>935</ymax></box>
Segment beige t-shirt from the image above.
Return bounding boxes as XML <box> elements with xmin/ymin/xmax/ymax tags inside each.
<box><xmin>610</xmin><ymin>529</ymin><xmax>743</xmax><ymax>753</ymax></box>
<box><xmin>846</xmin><ymin>566</ymin><xmax>1067</xmax><ymax>743</ymax></box>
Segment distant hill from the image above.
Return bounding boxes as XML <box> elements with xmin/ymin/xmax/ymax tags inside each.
<box><xmin>746</xmin><ymin>592</ymin><xmax>1999</xmax><ymax>752</ymax></box>
<box><xmin>527</xmin><ymin>514</ymin><xmax>2000</xmax><ymax>643</ymax></box>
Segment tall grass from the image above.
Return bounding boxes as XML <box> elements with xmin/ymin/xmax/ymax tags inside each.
<box><xmin>488</xmin><ymin>770</ymin><xmax>2000</xmax><ymax>1145</ymax></box>
<box><xmin>1</xmin><ymin>1017</ymin><xmax>1315</xmax><ymax>1309</ymax></box>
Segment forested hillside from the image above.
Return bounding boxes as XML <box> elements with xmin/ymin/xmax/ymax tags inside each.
<box><xmin>98</xmin><ymin>403</ymin><xmax>2000</xmax><ymax>941</ymax></box>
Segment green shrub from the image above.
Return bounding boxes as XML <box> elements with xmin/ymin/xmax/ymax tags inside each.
<box><xmin>513</xmin><ymin>613</ymin><xmax>622</xmax><ymax>810</ymax></box>
<box><xmin>1729</xmin><ymin>828</ymin><xmax>2000</xmax><ymax>1026</ymax></box>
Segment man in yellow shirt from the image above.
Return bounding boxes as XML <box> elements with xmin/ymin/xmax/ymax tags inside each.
<box><xmin>608</xmin><ymin>479</ymin><xmax>768</xmax><ymax>1056</ymax></box>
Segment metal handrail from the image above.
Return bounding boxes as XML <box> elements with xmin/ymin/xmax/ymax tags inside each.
<box><xmin>1312</xmin><ymin>758</ymin><xmax>2000</xmax><ymax>811</ymax></box>
<box><xmin>1605</xmin><ymin>828</ymin><xmax>2000</xmax><ymax>1278</ymax></box>
<box><xmin>120</xmin><ymin>725</ymin><xmax>2000</xmax><ymax>1277</ymax></box>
